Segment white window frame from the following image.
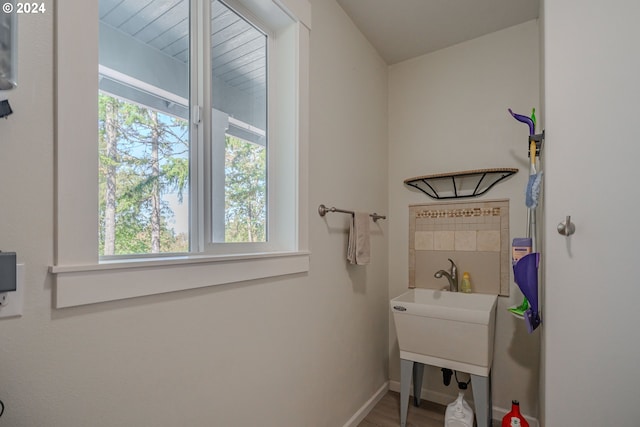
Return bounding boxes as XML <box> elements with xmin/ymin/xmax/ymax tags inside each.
<box><xmin>200</xmin><ymin>0</ymin><xmax>275</xmax><ymax>253</ymax></box>
<box><xmin>51</xmin><ymin>0</ymin><xmax>311</xmax><ymax>308</ymax></box>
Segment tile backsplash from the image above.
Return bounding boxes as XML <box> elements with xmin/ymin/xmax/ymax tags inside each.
<box><xmin>409</xmin><ymin>199</ymin><xmax>510</xmax><ymax>296</ymax></box>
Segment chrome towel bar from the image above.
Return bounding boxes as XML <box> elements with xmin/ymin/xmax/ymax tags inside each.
<box><xmin>318</xmin><ymin>204</ymin><xmax>386</xmax><ymax>222</ymax></box>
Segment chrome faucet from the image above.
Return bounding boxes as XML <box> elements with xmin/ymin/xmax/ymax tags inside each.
<box><xmin>434</xmin><ymin>259</ymin><xmax>458</xmax><ymax>292</ymax></box>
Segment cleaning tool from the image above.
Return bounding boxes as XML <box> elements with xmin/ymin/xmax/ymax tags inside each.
<box><xmin>513</xmin><ymin>253</ymin><xmax>541</xmax><ymax>333</ymax></box>
<box><xmin>508</xmin><ymin>108</ymin><xmax>543</xmax><ymax>333</ymax></box>
<box><xmin>526</xmin><ymin>171</ymin><xmax>543</xmax><ymax>209</ymax></box>
<box><xmin>508</xmin><ymin>108</ymin><xmax>534</xmax><ymax>136</ymax></box>
<box><xmin>511</xmin><ymin>237</ymin><xmax>532</xmax><ymax>263</ymax></box>
<box><xmin>509</xmin><ymin>107</ymin><xmax>543</xmax><ymax>210</ymax></box>
<box><xmin>508</xmin><ymin>238</ymin><xmax>532</xmax><ymax>318</ymax></box>
<box><xmin>507</xmin><ymin>298</ymin><xmax>529</xmax><ymax>319</ymax></box>
<box><xmin>530</xmin><ymin>108</ymin><xmax>536</xmax><ymax>129</ymax></box>
<box><xmin>525</xmin><ymin>140</ymin><xmax>543</xmax><ymax>209</ymax></box>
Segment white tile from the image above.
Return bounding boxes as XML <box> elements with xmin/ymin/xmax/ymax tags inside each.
<box><xmin>454</xmin><ymin>230</ymin><xmax>477</xmax><ymax>251</ymax></box>
<box><xmin>415</xmin><ymin>231</ymin><xmax>434</xmax><ymax>250</ymax></box>
<box><xmin>434</xmin><ymin>231</ymin><xmax>455</xmax><ymax>251</ymax></box>
<box><xmin>477</xmin><ymin>230</ymin><xmax>501</xmax><ymax>252</ymax></box>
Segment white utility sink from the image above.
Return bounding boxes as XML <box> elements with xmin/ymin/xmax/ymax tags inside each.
<box><xmin>391</xmin><ymin>288</ymin><xmax>498</xmax><ymax>376</ymax></box>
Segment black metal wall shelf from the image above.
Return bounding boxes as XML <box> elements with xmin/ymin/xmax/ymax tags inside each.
<box><xmin>404</xmin><ymin>168</ymin><xmax>518</xmax><ymax>199</ymax></box>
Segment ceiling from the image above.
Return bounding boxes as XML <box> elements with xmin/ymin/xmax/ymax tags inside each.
<box><xmin>99</xmin><ymin>0</ymin><xmax>266</xmax><ymax>102</ymax></box>
<box><xmin>336</xmin><ymin>0</ymin><xmax>540</xmax><ymax>64</ymax></box>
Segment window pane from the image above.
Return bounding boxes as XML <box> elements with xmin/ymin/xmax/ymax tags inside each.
<box><xmin>211</xmin><ymin>0</ymin><xmax>267</xmax><ymax>243</ymax></box>
<box><xmin>225</xmin><ymin>135</ymin><xmax>266</xmax><ymax>242</ymax></box>
<box><xmin>98</xmin><ymin>0</ymin><xmax>190</xmax><ymax>256</ymax></box>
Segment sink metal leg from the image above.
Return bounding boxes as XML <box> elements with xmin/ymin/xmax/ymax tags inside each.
<box><xmin>400</xmin><ymin>359</ymin><xmax>413</xmax><ymax>427</ymax></box>
<box><xmin>401</xmin><ymin>360</ymin><xmax>492</xmax><ymax>427</ymax></box>
<box><xmin>412</xmin><ymin>362</ymin><xmax>424</xmax><ymax>407</ymax></box>
<box><xmin>470</xmin><ymin>373</ymin><xmax>492</xmax><ymax>427</ymax></box>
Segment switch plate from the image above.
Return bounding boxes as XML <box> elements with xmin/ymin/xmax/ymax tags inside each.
<box><xmin>0</xmin><ymin>252</ymin><xmax>17</xmax><ymax>292</ymax></box>
<box><xmin>0</xmin><ymin>264</ymin><xmax>24</xmax><ymax>318</ymax></box>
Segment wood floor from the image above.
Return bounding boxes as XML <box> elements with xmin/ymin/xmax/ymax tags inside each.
<box><xmin>357</xmin><ymin>391</ymin><xmax>446</xmax><ymax>427</ymax></box>
<box><xmin>358</xmin><ymin>391</ymin><xmax>500</xmax><ymax>427</ymax></box>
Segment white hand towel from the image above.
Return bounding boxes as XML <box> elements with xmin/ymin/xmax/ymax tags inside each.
<box><xmin>347</xmin><ymin>212</ymin><xmax>370</xmax><ymax>265</ymax></box>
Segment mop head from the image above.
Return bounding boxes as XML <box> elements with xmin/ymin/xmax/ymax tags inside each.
<box><xmin>513</xmin><ymin>253</ymin><xmax>541</xmax><ymax>333</ymax></box>
<box><xmin>525</xmin><ymin>308</ymin><xmax>541</xmax><ymax>333</ymax></box>
<box><xmin>525</xmin><ymin>171</ymin><xmax>543</xmax><ymax>208</ymax></box>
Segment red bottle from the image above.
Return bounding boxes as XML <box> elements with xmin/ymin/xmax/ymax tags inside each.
<box><xmin>502</xmin><ymin>400</ymin><xmax>529</xmax><ymax>427</ymax></box>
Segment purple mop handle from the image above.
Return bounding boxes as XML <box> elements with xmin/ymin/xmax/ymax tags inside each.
<box><xmin>508</xmin><ymin>108</ymin><xmax>534</xmax><ymax>135</ymax></box>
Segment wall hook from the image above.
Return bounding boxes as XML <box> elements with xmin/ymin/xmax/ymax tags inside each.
<box><xmin>557</xmin><ymin>215</ymin><xmax>575</xmax><ymax>236</ymax></box>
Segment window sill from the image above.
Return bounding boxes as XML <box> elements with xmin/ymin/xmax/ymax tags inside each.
<box><xmin>50</xmin><ymin>251</ymin><xmax>310</xmax><ymax>308</ymax></box>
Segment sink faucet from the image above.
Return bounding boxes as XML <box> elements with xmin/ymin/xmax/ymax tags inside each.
<box><xmin>434</xmin><ymin>259</ymin><xmax>458</xmax><ymax>292</ymax></box>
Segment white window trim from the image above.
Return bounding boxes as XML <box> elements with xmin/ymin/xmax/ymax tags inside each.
<box><xmin>51</xmin><ymin>252</ymin><xmax>310</xmax><ymax>308</ymax></box>
<box><xmin>52</xmin><ymin>0</ymin><xmax>311</xmax><ymax>308</ymax></box>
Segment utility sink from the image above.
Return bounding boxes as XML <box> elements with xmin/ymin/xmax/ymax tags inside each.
<box><xmin>391</xmin><ymin>288</ymin><xmax>498</xmax><ymax>376</ymax></box>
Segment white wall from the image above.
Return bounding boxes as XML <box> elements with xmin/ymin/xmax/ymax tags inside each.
<box><xmin>388</xmin><ymin>21</ymin><xmax>541</xmax><ymax>419</ymax></box>
<box><xmin>0</xmin><ymin>1</ymin><xmax>388</xmax><ymax>425</ymax></box>
<box><xmin>537</xmin><ymin>0</ymin><xmax>546</xmax><ymax>423</ymax></box>
<box><xmin>543</xmin><ymin>0</ymin><xmax>640</xmax><ymax>425</ymax></box>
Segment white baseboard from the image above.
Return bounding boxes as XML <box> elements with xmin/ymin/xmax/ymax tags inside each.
<box><xmin>388</xmin><ymin>380</ymin><xmax>539</xmax><ymax>427</ymax></box>
<box><xmin>343</xmin><ymin>381</ymin><xmax>389</xmax><ymax>427</ymax></box>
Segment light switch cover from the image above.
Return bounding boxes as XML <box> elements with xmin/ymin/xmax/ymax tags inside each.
<box><xmin>0</xmin><ymin>264</ymin><xmax>24</xmax><ymax>318</ymax></box>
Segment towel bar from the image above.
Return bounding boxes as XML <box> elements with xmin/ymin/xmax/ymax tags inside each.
<box><xmin>318</xmin><ymin>204</ymin><xmax>386</xmax><ymax>222</ymax></box>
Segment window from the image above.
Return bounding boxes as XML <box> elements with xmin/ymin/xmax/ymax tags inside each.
<box><xmin>53</xmin><ymin>0</ymin><xmax>311</xmax><ymax>307</ymax></box>
<box><xmin>99</xmin><ymin>0</ymin><xmax>270</xmax><ymax>256</ymax></box>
